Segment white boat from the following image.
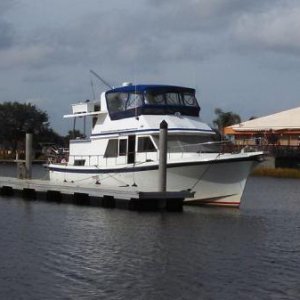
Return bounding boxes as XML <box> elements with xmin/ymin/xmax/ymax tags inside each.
<box><xmin>48</xmin><ymin>83</ymin><xmax>263</xmax><ymax>207</ymax></box>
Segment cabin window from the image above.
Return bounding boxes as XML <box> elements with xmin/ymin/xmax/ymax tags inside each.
<box><xmin>145</xmin><ymin>92</ymin><xmax>197</xmax><ymax>107</ymax></box>
<box><xmin>183</xmin><ymin>93</ymin><xmax>197</xmax><ymax>107</ymax></box>
<box><xmin>119</xmin><ymin>139</ymin><xmax>127</xmax><ymax>156</ymax></box>
<box><xmin>104</xmin><ymin>139</ymin><xmax>118</xmax><ymax>157</ymax></box>
<box><xmin>166</xmin><ymin>92</ymin><xmax>181</xmax><ymax>105</ymax></box>
<box><xmin>106</xmin><ymin>92</ymin><xmax>144</xmax><ymax>113</ymax></box>
<box><xmin>106</xmin><ymin>93</ymin><xmax>127</xmax><ymax>113</ymax></box>
<box><xmin>145</xmin><ymin>93</ymin><xmax>165</xmax><ymax>105</ymax></box>
<box><xmin>166</xmin><ymin>135</ymin><xmax>217</xmax><ymax>153</ymax></box>
<box><xmin>125</xmin><ymin>93</ymin><xmax>143</xmax><ymax>110</ymax></box>
<box><xmin>138</xmin><ymin>137</ymin><xmax>157</xmax><ymax>152</ymax></box>
<box><xmin>74</xmin><ymin>159</ymin><xmax>85</xmax><ymax>166</ymax></box>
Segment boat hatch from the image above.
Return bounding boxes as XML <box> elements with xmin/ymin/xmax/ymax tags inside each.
<box><xmin>105</xmin><ymin>85</ymin><xmax>200</xmax><ymax>120</ymax></box>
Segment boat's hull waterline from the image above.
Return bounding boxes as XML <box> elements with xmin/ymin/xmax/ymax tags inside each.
<box><xmin>49</xmin><ymin>153</ymin><xmax>262</xmax><ymax>207</ymax></box>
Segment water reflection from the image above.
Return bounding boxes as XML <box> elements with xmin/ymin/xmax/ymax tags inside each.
<box><xmin>0</xmin><ymin>176</ymin><xmax>300</xmax><ymax>299</ymax></box>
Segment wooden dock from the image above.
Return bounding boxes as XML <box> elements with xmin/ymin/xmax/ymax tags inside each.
<box><xmin>0</xmin><ymin>177</ymin><xmax>193</xmax><ymax>212</ymax></box>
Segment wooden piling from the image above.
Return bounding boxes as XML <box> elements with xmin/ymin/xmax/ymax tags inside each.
<box><xmin>25</xmin><ymin>133</ymin><xmax>33</xmax><ymax>179</ymax></box>
<box><xmin>158</xmin><ymin>120</ymin><xmax>168</xmax><ymax>193</ymax></box>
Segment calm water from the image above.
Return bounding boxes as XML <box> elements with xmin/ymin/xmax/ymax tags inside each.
<box><xmin>0</xmin><ymin>165</ymin><xmax>300</xmax><ymax>299</ymax></box>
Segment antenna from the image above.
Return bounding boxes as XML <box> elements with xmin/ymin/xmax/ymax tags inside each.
<box><xmin>89</xmin><ymin>70</ymin><xmax>113</xmax><ymax>89</ymax></box>
<box><xmin>90</xmin><ymin>79</ymin><xmax>96</xmax><ymax>101</ymax></box>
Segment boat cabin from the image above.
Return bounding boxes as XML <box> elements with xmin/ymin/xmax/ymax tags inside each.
<box><xmin>64</xmin><ymin>84</ymin><xmax>215</xmax><ymax>167</ymax></box>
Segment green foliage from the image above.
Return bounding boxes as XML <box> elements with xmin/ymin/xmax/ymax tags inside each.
<box><xmin>252</xmin><ymin>167</ymin><xmax>300</xmax><ymax>179</ymax></box>
<box><xmin>213</xmin><ymin>108</ymin><xmax>241</xmax><ymax>134</ymax></box>
<box><xmin>0</xmin><ymin>101</ymin><xmax>63</xmax><ymax>151</ymax></box>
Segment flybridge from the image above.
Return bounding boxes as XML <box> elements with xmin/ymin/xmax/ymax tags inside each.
<box><xmin>105</xmin><ymin>84</ymin><xmax>201</xmax><ymax>120</ymax></box>
<box><xmin>63</xmin><ymin>84</ymin><xmax>201</xmax><ymax>120</ymax></box>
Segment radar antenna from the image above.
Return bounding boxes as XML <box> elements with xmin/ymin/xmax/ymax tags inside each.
<box><xmin>89</xmin><ymin>70</ymin><xmax>113</xmax><ymax>89</ymax></box>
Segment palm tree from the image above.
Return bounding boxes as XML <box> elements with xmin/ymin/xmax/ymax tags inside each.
<box><xmin>213</xmin><ymin>108</ymin><xmax>241</xmax><ymax>136</ymax></box>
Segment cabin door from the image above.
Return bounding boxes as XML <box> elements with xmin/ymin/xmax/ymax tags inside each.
<box><xmin>127</xmin><ymin>135</ymin><xmax>136</xmax><ymax>164</ymax></box>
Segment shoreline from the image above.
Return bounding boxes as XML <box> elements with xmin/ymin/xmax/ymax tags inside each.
<box><xmin>0</xmin><ymin>159</ymin><xmax>46</xmax><ymax>165</ymax></box>
<box><xmin>251</xmin><ymin>167</ymin><xmax>300</xmax><ymax>179</ymax></box>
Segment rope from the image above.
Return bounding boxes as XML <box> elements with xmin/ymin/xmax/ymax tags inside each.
<box><xmin>188</xmin><ymin>153</ymin><xmax>221</xmax><ymax>191</ymax></box>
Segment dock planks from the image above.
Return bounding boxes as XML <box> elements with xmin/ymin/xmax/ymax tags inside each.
<box><xmin>0</xmin><ymin>177</ymin><xmax>193</xmax><ymax>211</ymax></box>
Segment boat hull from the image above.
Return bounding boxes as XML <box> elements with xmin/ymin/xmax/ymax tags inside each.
<box><xmin>49</xmin><ymin>153</ymin><xmax>261</xmax><ymax>207</ymax></box>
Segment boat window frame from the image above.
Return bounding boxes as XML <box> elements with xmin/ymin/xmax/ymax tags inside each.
<box><xmin>106</xmin><ymin>91</ymin><xmax>144</xmax><ymax>114</ymax></box>
<box><xmin>105</xmin><ymin>87</ymin><xmax>201</xmax><ymax>120</ymax></box>
<box><xmin>104</xmin><ymin>139</ymin><xmax>119</xmax><ymax>158</ymax></box>
<box><xmin>74</xmin><ymin>159</ymin><xmax>86</xmax><ymax>166</ymax></box>
<box><xmin>165</xmin><ymin>134</ymin><xmax>219</xmax><ymax>153</ymax></box>
<box><xmin>119</xmin><ymin>138</ymin><xmax>128</xmax><ymax>156</ymax></box>
<box><xmin>137</xmin><ymin>135</ymin><xmax>157</xmax><ymax>152</ymax></box>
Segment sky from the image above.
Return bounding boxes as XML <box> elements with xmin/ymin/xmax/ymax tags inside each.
<box><xmin>1</xmin><ymin>0</ymin><xmax>300</xmax><ymax>135</ymax></box>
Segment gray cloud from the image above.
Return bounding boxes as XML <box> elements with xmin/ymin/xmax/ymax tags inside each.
<box><xmin>15</xmin><ymin>7</ymin><xmax>223</xmax><ymax>72</ymax></box>
<box><xmin>0</xmin><ymin>21</ymin><xmax>14</xmax><ymax>49</ymax></box>
<box><xmin>1</xmin><ymin>0</ymin><xmax>292</xmax><ymax>71</ymax></box>
<box><xmin>0</xmin><ymin>0</ymin><xmax>17</xmax><ymax>15</ymax></box>
<box><xmin>22</xmin><ymin>0</ymin><xmax>289</xmax><ymax>72</ymax></box>
<box><xmin>233</xmin><ymin>2</ymin><xmax>300</xmax><ymax>56</ymax></box>
<box><xmin>146</xmin><ymin>0</ymin><xmax>279</xmax><ymax>30</ymax></box>
<box><xmin>0</xmin><ymin>0</ymin><xmax>16</xmax><ymax>49</ymax></box>
<box><xmin>3</xmin><ymin>0</ymin><xmax>298</xmax><ymax>71</ymax></box>
<box><xmin>2</xmin><ymin>0</ymin><xmax>300</xmax><ymax>134</ymax></box>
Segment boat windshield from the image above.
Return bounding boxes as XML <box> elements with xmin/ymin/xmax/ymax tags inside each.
<box><xmin>145</xmin><ymin>91</ymin><xmax>198</xmax><ymax>107</ymax></box>
<box><xmin>105</xmin><ymin>85</ymin><xmax>200</xmax><ymax>120</ymax></box>
<box><xmin>152</xmin><ymin>134</ymin><xmax>220</xmax><ymax>153</ymax></box>
<box><xmin>106</xmin><ymin>92</ymin><xmax>143</xmax><ymax>114</ymax></box>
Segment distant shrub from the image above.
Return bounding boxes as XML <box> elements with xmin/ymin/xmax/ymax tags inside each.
<box><xmin>252</xmin><ymin>167</ymin><xmax>300</xmax><ymax>179</ymax></box>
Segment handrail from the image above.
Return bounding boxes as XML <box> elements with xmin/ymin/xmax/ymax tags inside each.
<box><xmin>167</xmin><ymin>140</ymin><xmax>231</xmax><ymax>150</ymax></box>
<box><xmin>49</xmin><ymin>139</ymin><xmax>277</xmax><ymax>167</ymax></box>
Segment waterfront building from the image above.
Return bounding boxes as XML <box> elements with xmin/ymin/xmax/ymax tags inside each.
<box><xmin>224</xmin><ymin>107</ymin><xmax>300</xmax><ymax>147</ymax></box>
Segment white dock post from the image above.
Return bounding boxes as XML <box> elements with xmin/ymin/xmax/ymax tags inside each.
<box><xmin>158</xmin><ymin>120</ymin><xmax>168</xmax><ymax>192</ymax></box>
<box><xmin>25</xmin><ymin>133</ymin><xmax>33</xmax><ymax>179</ymax></box>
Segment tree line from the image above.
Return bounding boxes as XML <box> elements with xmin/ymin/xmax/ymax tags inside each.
<box><xmin>0</xmin><ymin>102</ymin><xmax>81</xmax><ymax>158</ymax></box>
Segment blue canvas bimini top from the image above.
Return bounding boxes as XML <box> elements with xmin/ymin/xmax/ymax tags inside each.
<box><xmin>105</xmin><ymin>84</ymin><xmax>200</xmax><ymax>120</ymax></box>
<box><xmin>106</xmin><ymin>84</ymin><xmax>196</xmax><ymax>94</ymax></box>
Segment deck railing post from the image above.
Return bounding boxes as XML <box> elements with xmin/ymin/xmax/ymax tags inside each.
<box><xmin>158</xmin><ymin>120</ymin><xmax>168</xmax><ymax>192</ymax></box>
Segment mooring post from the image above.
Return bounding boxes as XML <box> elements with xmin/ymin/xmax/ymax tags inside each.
<box><xmin>25</xmin><ymin>132</ymin><xmax>33</xmax><ymax>179</ymax></box>
<box><xmin>158</xmin><ymin>120</ymin><xmax>168</xmax><ymax>192</ymax></box>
